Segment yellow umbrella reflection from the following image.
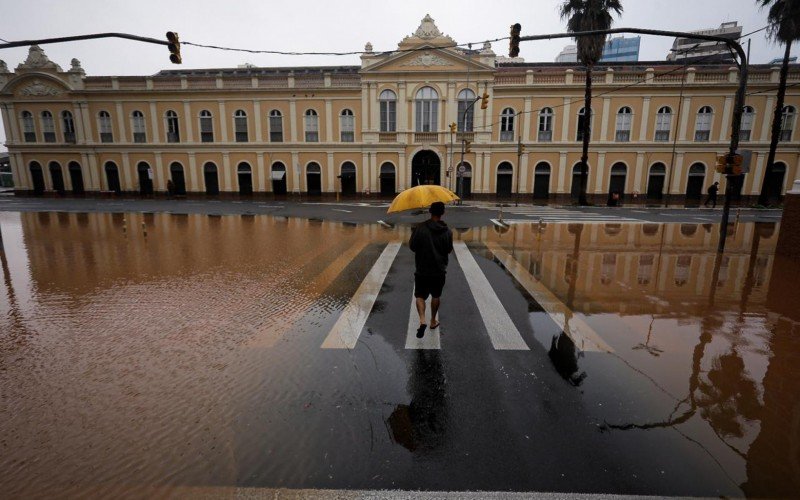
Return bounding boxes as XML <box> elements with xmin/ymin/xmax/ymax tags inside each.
<box><xmin>387</xmin><ymin>185</ymin><xmax>459</xmax><ymax>214</ymax></box>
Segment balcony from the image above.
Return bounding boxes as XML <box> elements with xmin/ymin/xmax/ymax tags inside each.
<box><xmin>456</xmin><ymin>132</ymin><xmax>474</xmax><ymax>142</ymax></box>
<box><xmin>537</xmin><ymin>130</ymin><xmax>553</xmax><ymax>142</ymax></box>
<box><xmin>379</xmin><ymin>132</ymin><xmax>397</xmax><ymax>143</ymax></box>
<box><xmin>414</xmin><ymin>132</ymin><xmax>438</xmax><ymax>143</ymax></box>
<box><xmin>500</xmin><ymin>130</ymin><xmax>515</xmax><ymax>142</ymax></box>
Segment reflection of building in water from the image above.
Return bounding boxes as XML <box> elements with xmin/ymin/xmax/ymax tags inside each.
<box><xmin>484</xmin><ymin>221</ymin><xmax>778</xmax><ymax>315</ymax></box>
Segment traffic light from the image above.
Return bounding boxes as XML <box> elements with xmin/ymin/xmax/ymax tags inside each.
<box><xmin>449</xmin><ymin>122</ymin><xmax>457</xmax><ymax>133</ymax></box>
<box><xmin>464</xmin><ymin>140</ymin><xmax>472</xmax><ymax>153</ymax></box>
<box><xmin>517</xmin><ymin>142</ymin><xmax>525</xmax><ymax>155</ymax></box>
<box><xmin>480</xmin><ymin>91</ymin><xmax>490</xmax><ymax>110</ymax></box>
<box><xmin>166</xmin><ymin>31</ymin><xmax>182</xmax><ymax>64</ymax></box>
<box><xmin>509</xmin><ymin>23</ymin><xmax>521</xmax><ymax>58</ymax></box>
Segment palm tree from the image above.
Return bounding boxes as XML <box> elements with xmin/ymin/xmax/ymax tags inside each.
<box><xmin>560</xmin><ymin>0</ymin><xmax>623</xmax><ymax>206</ymax></box>
<box><xmin>757</xmin><ymin>0</ymin><xmax>800</xmax><ymax>207</ymax></box>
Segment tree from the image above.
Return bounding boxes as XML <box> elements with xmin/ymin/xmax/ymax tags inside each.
<box><xmin>560</xmin><ymin>0</ymin><xmax>623</xmax><ymax>206</ymax></box>
<box><xmin>757</xmin><ymin>0</ymin><xmax>800</xmax><ymax>207</ymax></box>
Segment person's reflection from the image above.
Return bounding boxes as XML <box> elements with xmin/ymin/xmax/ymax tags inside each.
<box><xmin>548</xmin><ymin>332</ymin><xmax>587</xmax><ymax>386</ymax></box>
<box><xmin>387</xmin><ymin>350</ymin><xmax>447</xmax><ymax>452</ymax></box>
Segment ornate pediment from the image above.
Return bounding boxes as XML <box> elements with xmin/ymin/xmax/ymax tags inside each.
<box><xmin>398</xmin><ymin>14</ymin><xmax>457</xmax><ymax>49</ymax></box>
<box><xmin>401</xmin><ymin>52</ymin><xmax>451</xmax><ymax>67</ymax></box>
<box><xmin>16</xmin><ymin>45</ymin><xmax>62</xmax><ymax>72</ymax></box>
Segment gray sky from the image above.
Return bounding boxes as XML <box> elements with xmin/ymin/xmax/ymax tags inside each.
<box><xmin>1</xmin><ymin>0</ymin><xmax>796</xmax><ymax>152</ymax></box>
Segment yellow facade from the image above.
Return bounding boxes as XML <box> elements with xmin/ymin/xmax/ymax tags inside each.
<box><xmin>1</xmin><ymin>16</ymin><xmax>799</xmax><ymax>202</ymax></box>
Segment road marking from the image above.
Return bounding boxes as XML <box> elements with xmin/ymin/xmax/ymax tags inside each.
<box><xmin>453</xmin><ymin>241</ymin><xmax>529</xmax><ymax>351</ymax></box>
<box><xmin>484</xmin><ymin>241</ymin><xmax>614</xmax><ymax>353</ymax></box>
<box><xmin>321</xmin><ymin>241</ymin><xmax>401</xmax><ymax>349</ymax></box>
<box><xmin>500</xmin><ymin>219</ymin><xmax>645</xmax><ymax>225</ymax></box>
<box><xmin>332</xmin><ymin>208</ymin><xmax>353</xmax><ymax>213</ymax></box>
<box><xmin>377</xmin><ymin>220</ymin><xmax>394</xmax><ymax>228</ymax></box>
<box><xmin>405</xmin><ymin>294</ymin><xmax>441</xmax><ymax>350</ymax></box>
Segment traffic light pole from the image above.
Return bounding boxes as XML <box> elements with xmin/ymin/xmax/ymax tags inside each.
<box><xmin>517</xmin><ymin>27</ymin><xmax>748</xmax><ymax>254</ymax></box>
<box><xmin>515</xmin><ymin>111</ymin><xmax>523</xmax><ymax>207</ymax></box>
<box><xmin>458</xmin><ymin>96</ymin><xmax>482</xmax><ymax>204</ymax></box>
<box><xmin>0</xmin><ymin>32</ymin><xmax>169</xmax><ymax>50</ymax></box>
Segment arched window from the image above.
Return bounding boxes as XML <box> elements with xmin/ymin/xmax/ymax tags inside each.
<box><xmin>571</xmin><ymin>163</ymin><xmax>588</xmax><ymax>199</ymax></box>
<box><xmin>137</xmin><ymin>161</ymin><xmax>154</xmax><ymax>195</ymax></box>
<box><xmin>694</xmin><ymin>106</ymin><xmax>713</xmax><ymax>142</ymax></box>
<box><xmin>500</xmin><ymin>108</ymin><xmax>515</xmax><ymax>141</ymax></box>
<box><xmin>49</xmin><ymin>161</ymin><xmax>65</xmax><ymax>194</ymax></box>
<box><xmin>29</xmin><ymin>161</ymin><xmax>44</xmax><ymax>194</ymax></box>
<box><xmin>237</xmin><ymin>162</ymin><xmax>253</xmax><ymax>195</ymax></box>
<box><xmin>199</xmin><ymin>110</ymin><xmax>213</xmax><ymax>142</ymax></box>
<box><xmin>415</xmin><ymin>86</ymin><xmax>439</xmax><ymax>132</ymax></box>
<box><xmin>21</xmin><ymin>111</ymin><xmax>36</xmax><ymax>142</ymax></box>
<box><xmin>577</xmin><ymin>107</ymin><xmax>593</xmax><ymax>141</ymax></box>
<box><xmin>647</xmin><ymin>163</ymin><xmax>667</xmax><ymax>200</ymax></box>
<box><xmin>379</xmin><ymin>162</ymin><xmax>396</xmax><ymax>196</ymax></box>
<box><xmin>457</xmin><ymin>88</ymin><xmax>476</xmax><ymax>132</ymax></box>
<box><xmin>686</xmin><ymin>163</ymin><xmax>706</xmax><ymax>200</ymax></box>
<box><xmin>539</xmin><ymin>108</ymin><xmax>554</xmax><ymax>142</ymax></box>
<box><xmin>740</xmin><ymin>106</ymin><xmax>755</xmax><ymax>142</ymax></box>
<box><xmin>533</xmin><ymin>162</ymin><xmax>551</xmax><ymax>200</ymax></box>
<box><xmin>340</xmin><ymin>109</ymin><xmax>355</xmax><ymax>142</ymax></box>
<box><xmin>62</xmin><ymin>111</ymin><xmax>76</xmax><ymax>143</ymax></box>
<box><xmin>379</xmin><ymin>90</ymin><xmax>397</xmax><ymax>133</ymax></box>
<box><xmin>165</xmin><ymin>110</ymin><xmax>180</xmax><ymax>143</ymax></box>
<box><xmin>340</xmin><ymin>161</ymin><xmax>357</xmax><ymax>195</ymax></box>
<box><xmin>104</xmin><ymin>161</ymin><xmax>121</xmax><ymax>193</ymax></box>
<box><xmin>41</xmin><ymin>111</ymin><xmax>56</xmax><ymax>143</ymax></box>
<box><xmin>496</xmin><ymin>162</ymin><xmax>514</xmax><ymax>197</ymax></box>
<box><xmin>780</xmin><ymin>105</ymin><xmax>796</xmax><ymax>142</ymax></box>
<box><xmin>609</xmin><ymin>163</ymin><xmax>627</xmax><ymax>201</ymax></box>
<box><xmin>655</xmin><ymin>106</ymin><xmax>672</xmax><ymax>142</ymax></box>
<box><xmin>306</xmin><ymin>162</ymin><xmax>322</xmax><ymax>195</ymax></box>
<box><xmin>203</xmin><ymin>162</ymin><xmax>219</xmax><ymax>195</ymax></box>
<box><xmin>169</xmin><ymin>162</ymin><xmax>186</xmax><ymax>195</ymax></box>
<box><xmin>132</xmin><ymin>110</ymin><xmax>146</xmax><ymax>143</ymax></box>
<box><xmin>271</xmin><ymin>162</ymin><xmax>287</xmax><ymax>194</ymax></box>
<box><xmin>304</xmin><ymin>109</ymin><xmax>319</xmax><ymax>142</ymax></box>
<box><xmin>269</xmin><ymin>109</ymin><xmax>283</xmax><ymax>142</ymax></box>
<box><xmin>68</xmin><ymin>161</ymin><xmax>84</xmax><ymax>194</ymax></box>
<box><xmin>98</xmin><ymin>111</ymin><xmax>113</xmax><ymax>143</ymax></box>
<box><xmin>675</xmin><ymin>256</ymin><xmax>692</xmax><ymax>287</ymax></box>
<box><xmin>234</xmin><ymin>109</ymin><xmax>248</xmax><ymax>142</ymax></box>
<box><xmin>615</xmin><ymin>107</ymin><xmax>633</xmax><ymax>142</ymax></box>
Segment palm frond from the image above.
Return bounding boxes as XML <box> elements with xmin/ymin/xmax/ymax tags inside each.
<box><xmin>560</xmin><ymin>0</ymin><xmax>624</xmax><ymax>65</ymax></box>
<box><xmin>758</xmin><ymin>0</ymin><xmax>800</xmax><ymax>44</ymax></box>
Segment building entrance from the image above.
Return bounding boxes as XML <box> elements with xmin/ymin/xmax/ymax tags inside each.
<box><xmin>411</xmin><ymin>150</ymin><xmax>440</xmax><ymax>187</ymax></box>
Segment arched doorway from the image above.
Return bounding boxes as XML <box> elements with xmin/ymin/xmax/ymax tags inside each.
<box><xmin>49</xmin><ymin>162</ymin><xmax>65</xmax><ymax>195</ymax></box>
<box><xmin>379</xmin><ymin>163</ymin><xmax>396</xmax><ymax>197</ymax></box>
<box><xmin>411</xmin><ymin>150</ymin><xmax>440</xmax><ymax>186</ymax></box>
<box><xmin>571</xmin><ymin>163</ymin><xmax>587</xmax><ymax>201</ymax></box>
<box><xmin>457</xmin><ymin>162</ymin><xmax>472</xmax><ymax>199</ymax></box>
<box><xmin>763</xmin><ymin>162</ymin><xmax>786</xmax><ymax>204</ymax></box>
<box><xmin>647</xmin><ymin>163</ymin><xmax>666</xmax><ymax>200</ymax></box>
<box><xmin>68</xmin><ymin>162</ymin><xmax>84</xmax><ymax>195</ymax></box>
<box><xmin>533</xmin><ymin>162</ymin><xmax>550</xmax><ymax>201</ymax></box>
<box><xmin>29</xmin><ymin>162</ymin><xmax>45</xmax><ymax>195</ymax></box>
<box><xmin>271</xmin><ymin>162</ymin><xmax>287</xmax><ymax>194</ymax></box>
<box><xmin>496</xmin><ymin>162</ymin><xmax>513</xmax><ymax>198</ymax></box>
<box><xmin>237</xmin><ymin>163</ymin><xmax>253</xmax><ymax>195</ymax></box>
<box><xmin>169</xmin><ymin>162</ymin><xmax>186</xmax><ymax>195</ymax></box>
<box><xmin>306</xmin><ymin>163</ymin><xmax>322</xmax><ymax>195</ymax></box>
<box><xmin>105</xmin><ymin>162</ymin><xmax>121</xmax><ymax>194</ymax></box>
<box><xmin>609</xmin><ymin>163</ymin><xmax>626</xmax><ymax>202</ymax></box>
<box><xmin>137</xmin><ymin>162</ymin><xmax>154</xmax><ymax>195</ymax></box>
<box><xmin>686</xmin><ymin>163</ymin><xmax>705</xmax><ymax>202</ymax></box>
<box><xmin>204</xmin><ymin>162</ymin><xmax>219</xmax><ymax>195</ymax></box>
<box><xmin>340</xmin><ymin>162</ymin><xmax>357</xmax><ymax>196</ymax></box>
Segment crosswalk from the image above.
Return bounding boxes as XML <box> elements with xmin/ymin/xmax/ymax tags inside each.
<box><xmin>493</xmin><ymin>205</ymin><xmax>646</xmax><ymax>224</ymax></box>
<box><xmin>319</xmin><ymin>239</ymin><xmax>613</xmax><ymax>353</ymax></box>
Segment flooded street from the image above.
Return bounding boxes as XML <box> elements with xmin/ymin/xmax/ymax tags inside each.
<box><xmin>0</xmin><ymin>211</ymin><xmax>798</xmax><ymax>497</ymax></box>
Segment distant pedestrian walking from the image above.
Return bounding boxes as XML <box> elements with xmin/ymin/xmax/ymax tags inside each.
<box><xmin>705</xmin><ymin>181</ymin><xmax>719</xmax><ymax>208</ymax></box>
<box><xmin>167</xmin><ymin>179</ymin><xmax>175</xmax><ymax>198</ymax></box>
<box><xmin>409</xmin><ymin>201</ymin><xmax>453</xmax><ymax>339</ymax></box>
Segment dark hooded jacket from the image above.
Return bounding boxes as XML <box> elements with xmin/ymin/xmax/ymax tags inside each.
<box><xmin>409</xmin><ymin>219</ymin><xmax>454</xmax><ymax>277</ymax></box>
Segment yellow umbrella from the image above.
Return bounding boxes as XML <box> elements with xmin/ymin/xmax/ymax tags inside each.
<box><xmin>387</xmin><ymin>185</ymin><xmax>459</xmax><ymax>213</ymax></box>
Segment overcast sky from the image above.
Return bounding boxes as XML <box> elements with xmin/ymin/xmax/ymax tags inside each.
<box><xmin>1</xmin><ymin>0</ymin><xmax>797</xmax><ymax>152</ymax></box>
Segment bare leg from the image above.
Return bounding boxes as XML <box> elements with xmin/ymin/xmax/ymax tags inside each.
<box><xmin>430</xmin><ymin>298</ymin><xmax>440</xmax><ymax>329</ymax></box>
<box><xmin>416</xmin><ymin>297</ymin><xmax>427</xmax><ymax>326</ymax></box>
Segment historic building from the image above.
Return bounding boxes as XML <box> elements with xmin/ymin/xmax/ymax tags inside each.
<box><xmin>0</xmin><ymin>15</ymin><xmax>798</xmax><ymax>203</ymax></box>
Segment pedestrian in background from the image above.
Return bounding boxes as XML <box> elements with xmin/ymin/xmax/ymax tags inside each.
<box><xmin>167</xmin><ymin>179</ymin><xmax>175</xmax><ymax>198</ymax></box>
<box><xmin>705</xmin><ymin>181</ymin><xmax>719</xmax><ymax>208</ymax></box>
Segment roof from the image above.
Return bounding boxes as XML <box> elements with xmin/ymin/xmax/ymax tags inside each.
<box><xmin>154</xmin><ymin>65</ymin><xmax>361</xmax><ymax>78</ymax></box>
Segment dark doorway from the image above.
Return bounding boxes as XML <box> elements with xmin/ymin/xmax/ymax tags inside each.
<box><xmin>763</xmin><ymin>162</ymin><xmax>786</xmax><ymax>204</ymax></box>
<box><xmin>570</xmin><ymin>164</ymin><xmax>585</xmax><ymax>201</ymax></box>
<box><xmin>686</xmin><ymin>163</ymin><xmax>705</xmax><ymax>202</ymax></box>
<box><xmin>238</xmin><ymin>163</ymin><xmax>253</xmax><ymax>195</ymax></box>
<box><xmin>496</xmin><ymin>162</ymin><xmax>513</xmax><ymax>198</ymax></box>
<box><xmin>204</xmin><ymin>163</ymin><xmax>219</xmax><ymax>195</ymax></box>
<box><xmin>647</xmin><ymin>163</ymin><xmax>666</xmax><ymax>200</ymax></box>
<box><xmin>533</xmin><ymin>162</ymin><xmax>550</xmax><ymax>201</ymax></box>
<box><xmin>608</xmin><ymin>163</ymin><xmax>626</xmax><ymax>202</ymax></box>
<box><xmin>105</xmin><ymin>162</ymin><xmax>121</xmax><ymax>194</ymax></box>
<box><xmin>728</xmin><ymin>174</ymin><xmax>745</xmax><ymax>204</ymax></box>
<box><xmin>380</xmin><ymin>163</ymin><xmax>395</xmax><ymax>197</ymax></box>
<box><xmin>306</xmin><ymin>163</ymin><xmax>322</xmax><ymax>195</ymax></box>
<box><xmin>456</xmin><ymin>163</ymin><xmax>472</xmax><ymax>199</ymax></box>
<box><xmin>411</xmin><ymin>150</ymin><xmax>441</xmax><ymax>186</ymax></box>
<box><xmin>137</xmin><ymin>162</ymin><xmax>154</xmax><ymax>195</ymax></box>
<box><xmin>272</xmin><ymin>163</ymin><xmax>287</xmax><ymax>194</ymax></box>
<box><xmin>341</xmin><ymin>162</ymin><xmax>357</xmax><ymax>196</ymax></box>
<box><xmin>169</xmin><ymin>162</ymin><xmax>186</xmax><ymax>195</ymax></box>
<box><xmin>68</xmin><ymin>162</ymin><xmax>84</xmax><ymax>195</ymax></box>
<box><xmin>49</xmin><ymin>162</ymin><xmax>65</xmax><ymax>195</ymax></box>
<box><xmin>29</xmin><ymin>162</ymin><xmax>45</xmax><ymax>195</ymax></box>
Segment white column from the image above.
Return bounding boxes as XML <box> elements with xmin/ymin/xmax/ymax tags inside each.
<box><xmin>114</xmin><ymin>102</ymin><xmax>127</xmax><ymax>143</ymax></box>
<box><xmin>88</xmin><ymin>153</ymin><xmax>100</xmax><ymax>190</ymax></box>
<box><xmin>10</xmin><ymin>153</ymin><xmax>26</xmax><ymax>188</ymax></box>
<box><xmin>399</xmin><ymin>151</ymin><xmax>407</xmax><ymax>190</ymax></box>
<box><xmin>369</xmin><ymin>84</ymin><xmax>379</xmax><ymax>133</ymax></box>
<box><xmin>291</xmin><ymin>151</ymin><xmax>300</xmax><ymax>192</ymax></box>
<box><xmin>121</xmin><ymin>152</ymin><xmax>131</xmax><ymax>190</ymax></box>
<box><xmin>327</xmin><ymin>152</ymin><xmax>335</xmax><ymax>192</ymax></box>
<box><xmin>634</xmin><ymin>153</ymin><xmax>644</xmax><ymax>193</ymax></box>
<box><xmin>288</xmin><ymin>99</ymin><xmax>297</xmax><ymax>143</ymax></box>
<box><xmin>760</xmin><ymin>97</ymin><xmax>775</xmax><ymax>142</ymax></box>
<box><xmin>481</xmin><ymin>153</ymin><xmax>491</xmax><ymax>193</ymax></box>
<box><xmin>81</xmin><ymin>102</ymin><xmax>94</xmax><ymax>144</ymax></box>
<box><xmin>149</xmin><ymin>102</ymin><xmax>160</xmax><ymax>143</ymax></box>
<box><xmin>446</xmin><ymin>82</ymin><xmax>457</xmax><ymax>132</ymax></box>
<box><xmin>595</xmin><ymin>153</ymin><xmax>606</xmax><ymax>193</ymax></box>
<box><xmin>519</xmin><ymin>153</ymin><xmax>529</xmax><ymax>193</ymax></box>
<box><xmin>600</xmin><ymin>98</ymin><xmax>611</xmax><ymax>142</ymax></box>
<box><xmin>398</xmin><ymin>82</ymin><xmax>408</xmax><ymax>136</ymax></box>
<box><xmin>183</xmin><ymin>101</ymin><xmax>194</xmax><ymax>143</ymax></box>
<box><xmin>639</xmin><ymin>97</ymin><xmax>651</xmax><ymax>142</ymax></box>
<box><xmin>258</xmin><ymin>154</ymin><xmax>267</xmax><ymax>192</ymax></box>
<box><xmin>523</xmin><ymin>97</ymin><xmax>532</xmax><ymax>143</ymax></box>
<box><xmin>751</xmin><ymin>154</ymin><xmax>765</xmax><ymax>194</ymax></box>
<box><xmin>253</xmin><ymin>100</ymin><xmax>263</xmax><ymax>142</ymax></box>
<box><xmin>719</xmin><ymin>96</ymin><xmax>733</xmax><ymax>142</ymax></box>
<box><xmin>557</xmin><ymin>153</ymin><xmax>567</xmax><ymax>192</ymax></box>
<box><xmin>325</xmin><ymin>99</ymin><xmax>333</xmax><ymax>143</ymax></box>
<box><xmin>1</xmin><ymin>104</ymin><xmax>16</xmax><ymax>143</ymax></box>
<box><xmin>671</xmin><ymin>153</ymin><xmax>685</xmax><ymax>194</ymax></box>
<box><xmin>561</xmin><ymin>98</ymin><xmax>571</xmax><ymax>143</ymax></box>
<box><xmin>361</xmin><ymin>152</ymin><xmax>369</xmax><ymax>192</ymax></box>
<box><xmin>218</xmin><ymin>101</ymin><xmax>228</xmax><ymax>142</ymax></box>
<box><xmin>188</xmin><ymin>153</ymin><xmax>198</xmax><ymax>192</ymax></box>
<box><xmin>154</xmin><ymin>152</ymin><xmax>165</xmax><ymax>191</ymax></box>
<box><xmin>370</xmin><ymin>152</ymin><xmax>378</xmax><ymax>192</ymax></box>
<box><xmin>80</xmin><ymin>153</ymin><xmax>92</xmax><ymax>189</ymax></box>
<box><xmin>222</xmin><ymin>153</ymin><xmax>232</xmax><ymax>191</ymax></box>
<box><xmin>361</xmin><ymin>84</ymin><xmax>370</xmax><ymax>134</ymax></box>
<box><xmin>679</xmin><ymin>97</ymin><xmax>692</xmax><ymax>140</ymax></box>
<box><xmin>71</xmin><ymin>102</ymin><xmax>85</xmax><ymax>143</ymax></box>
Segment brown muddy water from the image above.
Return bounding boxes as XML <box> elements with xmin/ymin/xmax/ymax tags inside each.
<box><xmin>0</xmin><ymin>211</ymin><xmax>798</xmax><ymax>497</ymax></box>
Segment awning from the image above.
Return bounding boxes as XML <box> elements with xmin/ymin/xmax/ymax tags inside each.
<box><xmin>271</xmin><ymin>171</ymin><xmax>286</xmax><ymax>180</ymax></box>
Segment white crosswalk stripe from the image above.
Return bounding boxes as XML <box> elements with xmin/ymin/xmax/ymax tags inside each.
<box><xmin>494</xmin><ymin>206</ymin><xmax>645</xmax><ymax>223</ymax></box>
<box><xmin>405</xmin><ymin>294</ymin><xmax>441</xmax><ymax>350</ymax></box>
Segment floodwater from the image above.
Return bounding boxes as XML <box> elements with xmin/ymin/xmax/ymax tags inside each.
<box><xmin>0</xmin><ymin>211</ymin><xmax>798</xmax><ymax>498</ymax></box>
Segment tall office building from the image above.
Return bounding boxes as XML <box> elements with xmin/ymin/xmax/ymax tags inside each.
<box><xmin>555</xmin><ymin>36</ymin><xmax>640</xmax><ymax>63</ymax></box>
<box><xmin>555</xmin><ymin>45</ymin><xmax>578</xmax><ymax>63</ymax></box>
<box><xmin>667</xmin><ymin>22</ymin><xmax>743</xmax><ymax>63</ymax></box>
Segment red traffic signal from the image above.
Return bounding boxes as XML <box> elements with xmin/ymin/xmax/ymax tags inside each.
<box><xmin>509</xmin><ymin>23</ymin><xmax>521</xmax><ymax>58</ymax></box>
<box><xmin>480</xmin><ymin>91</ymin><xmax>490</xmax><ymax>110</ymax></box>
<box><xmin>166</xmin><ymin>31</ymin><xmax>182</xmax><ymax>64</ymax></box>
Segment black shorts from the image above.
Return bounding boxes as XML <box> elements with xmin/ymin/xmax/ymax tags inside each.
<box><xmin>414</xmin><ymin>274</ymin><xmax>446</xmax><ymax>299</ymax></box>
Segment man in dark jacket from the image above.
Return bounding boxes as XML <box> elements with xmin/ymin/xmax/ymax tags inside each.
<box><xmin>705</xmin><ymin>181</ymin><xmax>719</xmax><ymax>208</ymax></box>
<box><xmin>409</xmin><ymin>201</ymin><xmax>454</xmax><ymax>338</ymax></box>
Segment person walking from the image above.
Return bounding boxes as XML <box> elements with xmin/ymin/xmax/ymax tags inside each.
<box><xmin>705</xmin><ymin>181</ymin><xmax>719</xmax><ymax>208</ymax></box>
<box><xmin>409</xmin><ymin>201</ymin><xmax>453</xmax><ymax>339</ymax></box>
